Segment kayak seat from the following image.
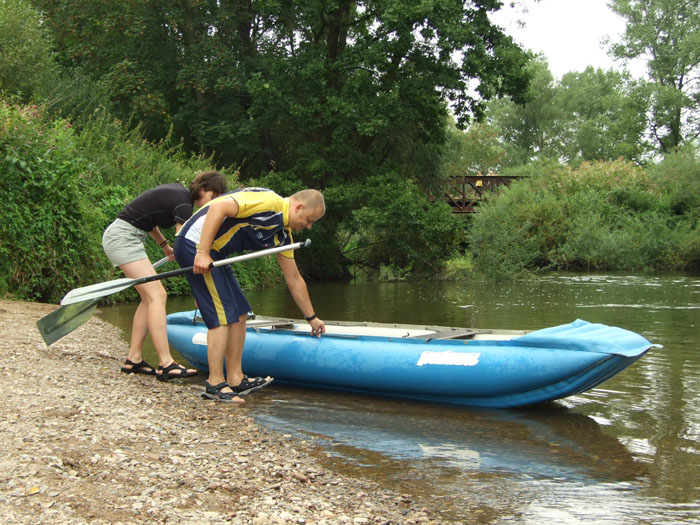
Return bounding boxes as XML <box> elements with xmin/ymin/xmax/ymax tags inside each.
<box><xmin>406</xmin><ymin>329</ymin><xmax>486</xmax><ymax>341</ymax></box>
<box><xmin>248</xmin><ymin>320</ymin><xmax>296</xmax><ymax>330</ymax></box>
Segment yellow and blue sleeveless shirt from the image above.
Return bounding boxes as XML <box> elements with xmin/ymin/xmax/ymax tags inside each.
<box><xmin>177</xmin><ymin>188</ymin><xmax>295</xmax><ymax>258</ymax></box>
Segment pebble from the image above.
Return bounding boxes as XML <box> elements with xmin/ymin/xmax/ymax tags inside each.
<box><xmin>0</xmin><ymin>300</ymin><xmax>462</xmax><ymax>524</ymax></box>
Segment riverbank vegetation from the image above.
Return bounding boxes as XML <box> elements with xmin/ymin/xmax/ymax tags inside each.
<box><xmin>1</xmin><ymin>0</ymin><xmax>700</xmax><ymax>302</ymax></box>
<box><xmin>471</xmin><ymin>154</ymin><xmax>700</xmax><ymax>280</ymax></box>
<box><xmin>0</xmin><ymin>101</ymin><xmax>265</xmax><ymax>302</ymax></box>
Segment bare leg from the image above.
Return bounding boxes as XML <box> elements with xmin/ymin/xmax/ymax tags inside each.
<box><xmin>127</xmin><ymin>300</ymin><xmax>149</xmax><ymax>363</ymax></box>
<box><xmin>224</xmin><ymin>313</ymin><xmax>248</xmax><ymax>387</ymax></box>
<box><xmin>224</xmin><ymin>313</ymin><xmax>272</xmax><ymax>389</ymax></box>
<box><xmin>206</xmin><ymin>323</ymin><xmax>244</xmax><ymax>403</ymax></box>
<box><xmin>206</xmin><ymin>324</ymin><xmax>229</xmax><ymax>387</ymax></box>
<box><xmin>119</xmin><ymin>258</ymin><xmax>195</xmax><ymax>376</ymax></box>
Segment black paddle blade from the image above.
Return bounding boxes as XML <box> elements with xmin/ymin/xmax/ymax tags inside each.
<box><xmin>36</xmin><ymin>299</ymin><xmax>98</xmax><ymax>345</ymax></box>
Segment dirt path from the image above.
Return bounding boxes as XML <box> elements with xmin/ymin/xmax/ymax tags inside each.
<box><xmin>0</xmin><ymin>300</ymin><xmax>450</xmax><ymax>524</ymax></box>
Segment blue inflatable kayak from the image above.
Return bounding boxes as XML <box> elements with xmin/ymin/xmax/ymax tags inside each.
<box><xmin>166</xmin><ymin>310</ymin><xmax>658</xmax><ymax>408</ymax></box>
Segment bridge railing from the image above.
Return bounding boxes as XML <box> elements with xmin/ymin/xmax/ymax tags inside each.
<box><xmin>432</xmin><ymin>175</ymin><xmax>524</xmax><ymax>213</ymax></box>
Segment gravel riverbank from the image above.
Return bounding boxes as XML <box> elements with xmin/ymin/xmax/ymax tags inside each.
<box><xmin>0</xmin><ymin>300</ymin><xmax>458</xmax><ymax>524</ymax></box>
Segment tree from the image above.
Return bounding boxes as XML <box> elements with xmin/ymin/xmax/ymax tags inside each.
<box><xmin>487</xmin><ymin>58</ymin><xmax>651</xmax><ymax>165</ymax></box>
<box><xmin>610</xmin><ymin>0</ymin><xmax>700</xmax><ymax>152</ymax></box>
<box><xmin>29</xmin><ymin>0</ymin><xmax>532</xmax><ymax>279</ymax></box>
<box><xmin>31</xmin><ymin>0</ymin><xmax>531</xmax><ymax>181</ymax></box>
<box><xmin>0</xmin><ymin>0</ymin><xmax>59</xmax><ymax>102</ymax></box>
<box><xmin>557</xmin><ymin>67</ymin><xmax>651</xmax><ymax>163</ymax></box>
<box><xmin>487</xmin><ymin>58</ymin><xmax>564</xmax><ymax>164</ymax></box>
<box><xmin>439</xmin><ymin>117</ymin><xmax>506</xmax><ymax>179</ymax></box>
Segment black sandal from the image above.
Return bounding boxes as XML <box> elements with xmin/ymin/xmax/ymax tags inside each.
<box><xmin>230</xmin><ymin>375</ymin><xmax>274</xmax><ymax>395</ymax></box>
<box><xmin>156</xmin><ymin>361</ymin><xmax>198</xmax><ymax>382</ymax></box>
<box><xmin>120</xmin><ymin>359</ymin><xmax>156</xmax><ymax>375</ymax></box>
<box><xmin>201</xmin><ymin>381</ymin><xmax>243</xmax><ymax>402</ymax></box>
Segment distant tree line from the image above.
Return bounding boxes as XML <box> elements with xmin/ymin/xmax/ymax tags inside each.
<box><xmin>451</xmin><ymin>0</ymin><xmax>700</xmax><ymax>172</ymax></box>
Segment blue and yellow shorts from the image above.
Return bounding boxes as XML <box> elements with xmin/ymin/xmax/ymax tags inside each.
<box><xmin>173</xmin><ymin>238</ymin><xmax>251</xmax><ymax>329</ymax></box>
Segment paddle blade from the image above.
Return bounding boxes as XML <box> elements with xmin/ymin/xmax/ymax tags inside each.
<box><xmin>37</xmin><ymin>300</ymin><xmax>98</xmax><ymax>345</ymax></box>
<box><xmin>60</xmin><ymin>277</ymin><xmax>135</xmax><ymax>305</ymax></box>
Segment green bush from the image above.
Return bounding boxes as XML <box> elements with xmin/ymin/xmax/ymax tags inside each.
<box><xmin>650</xmin><ymin>145</ymin><xmax>700</xmax><ymax>223</ymax></box>
<box><xmin>0</xmin><ymin>100</ymin><xmax>293</xmax><ymax>302</ymax></box>
<box><xmin>0</xmin><ymin>103</ymin><xmax>107</xmax><ymax>300</ymax></box>
<box><xmin>470</xmin><ymin>158</ymin><xmax>700</xmax><ymax>277</ymax></box>
<box><xmin>254</xmin><ymin>171</ymin><xmax>469</xmax><ymax>281</ymax></box>
<box><xmin>42</xmin><ymin>71</ymin><xmax>109</xmax><ymax>132</ymax></box>
<box><xmin>441</xmin><ymin>253</ymin><xmax>475</xmax><ymax>280</ymax></box>
<box><xmin>343</xmin><ymin>173</ymin><xmax>467</xmax><ymax>279</ymax></box>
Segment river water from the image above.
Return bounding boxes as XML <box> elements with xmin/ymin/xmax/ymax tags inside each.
<box><xmin>99</xmin><ymin>273</ymin><xmax>700</xmax><ymax>524</ymax></box>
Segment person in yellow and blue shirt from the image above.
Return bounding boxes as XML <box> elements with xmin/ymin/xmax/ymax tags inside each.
<box><xmin>174</xmin><ymin>187</ymin><xmax>326</xmax><ymax>402</ymax></box>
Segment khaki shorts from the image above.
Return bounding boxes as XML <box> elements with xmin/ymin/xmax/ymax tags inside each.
<box><xmin>102</xmin><ymin>218</ymin><xmax>149</xmax><ymax>267</ymax></box>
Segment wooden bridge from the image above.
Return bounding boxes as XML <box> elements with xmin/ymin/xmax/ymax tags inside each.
<box><xmin>437</xmin><ymin>175</ymin><xmax>523</xmax><ymax>213</ymax></box>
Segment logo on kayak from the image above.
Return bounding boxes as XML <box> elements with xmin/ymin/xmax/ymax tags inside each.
<box><xmin>193</xmin><ymin>332</ymin><xmax>207</xmax><ymax>346</ymax></box>
<box><xmin>417</xmin><ymin>350</ymin><xmax>480</xmax><ymax>367</ymax></box>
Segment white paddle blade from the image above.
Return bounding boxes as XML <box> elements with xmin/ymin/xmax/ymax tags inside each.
<box><xmin>60</xmin><ymin>278</ymin><xmax>136</xmax><ymax>305</ymax></box>
<box><xmin>37</xmin><ymin>300</ymin><xmax>98</xmax><ymax>345</ymax></box>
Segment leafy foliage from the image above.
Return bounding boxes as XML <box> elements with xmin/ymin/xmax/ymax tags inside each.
<box><xmin>29</xmin><ymin>0</ymin><xmax>531</xmax><ymax>179</ymax></box>
<box><xmin>337</xmin><ymin>173</ymin><xmax>467</xmax><ymax>279</ymax></box>
<box><xmin>487</xmin><ymin>59</ymin><xmax>563</xmax><ymax>166</ymax></box>
<box><xmin>0</xmin><ymin>101</ymin><xmax>249</xmax><ymax>302</ymax></box>
<box><xmin>610</xmin><ymin>0</ymin><xmax>700</xmax><ymax>151</ymax></box>
<box><xmin>557</xmin><ymin>67</ymin><xmax>651</xmax><ymax>163</ymax></box>
<box><xmin>487</xmin><ymin>59</ymin><xmax>651</xmax><ymax>166</ymax></box>
<box><xmin>6</xmin><ymin>0</ymin><xmax>700</xmax><ymax>295</ymax></box>
<box><xmin>470</xmin><ymin>157</ymin><xmax>700</xmax><ymax>278</ymax></box>
<box><xmin>254</xmin><ymin>170</ymin><xmax>468</xmax><ymax>281</ymax></box>
<box><xmin>0</xmin><ymin>102</ymin><xmax>105</xmax><ymax>300</ymax></box>
<box><xmin>439</xmin><ymin>117</ymin><xmax>505</xmax><ymax>179</ymax></box>
<box><xmin>0</xmin><ymin>0</ymin><xmax>59</xmax><ymax>102</ymax></box>
<box><xmin>20</xmin><ymin>0</ymin><xmax>530</xmax><ymax>284</ymax></box>
<box><xmin>649</xmin><ymin>144</ymin><xmax>700</xmax><ymax>224</ymax></box>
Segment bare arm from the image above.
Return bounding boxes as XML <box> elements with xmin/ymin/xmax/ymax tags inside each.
<box><xmin>277</xmin><ymin>253</ymin><xmax>325</xmax><ymax>337</ymax></box>
<box><xmin>149</xmin><ymin>226</ymin><xmax>174</xmax><ymax>260</ymax></box>
<box><xmin>193</xmin><ymin>198</ymin><xmax>239</xmax><ymax>274</ymax></box>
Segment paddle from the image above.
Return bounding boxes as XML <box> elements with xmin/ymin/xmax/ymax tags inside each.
<box><xmin>37</xmin><ymin>256</ymin><xmax>170</xmax><ymax>345</ymax></box>
<box><xmin>60</xmin><ymin>239</ymin><xmax>311</xmax><ymax>306</ymax></box>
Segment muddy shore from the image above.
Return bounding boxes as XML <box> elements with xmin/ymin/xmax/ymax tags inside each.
<box><xmin>0</xmin><ymin>300</ymin><xmax>466</xmax><ymax>524</ymax></box>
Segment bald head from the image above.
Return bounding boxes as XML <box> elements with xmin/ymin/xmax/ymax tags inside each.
<box><xmin>288</xmin><ymin>189</ymin><xmax>325</xmax><ymax>232</ymax></box>
<box><xmin>290</xmin><ymin>189</ymin><xmax>325</xmax><ymax>217</ymax></box>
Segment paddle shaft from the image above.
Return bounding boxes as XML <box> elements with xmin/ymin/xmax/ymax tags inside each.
<box><xmin>151</xmin><ymin>256</ymin><xmax>170</xmax><ymax>269</ymax></box>
<box><xmin>126</xmin><ymin>240</ymin><xmax>310</xmax><ymax>287</ymax></box>
<box><xmin>60</xmin><ymin>239</ymin><xmax>311</xmax><ymax>305</ymax></box>
<box><xmin>75</xmin><ymin>255</ymin><xmax>170</xmax><ymax>292</ymax></box>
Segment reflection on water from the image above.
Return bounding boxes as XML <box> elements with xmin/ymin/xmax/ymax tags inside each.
<box><xmin>250</xmin><ymin>383</ymin><xmax>699</xmax><ymax>524</ymax></box>
<box><xmin>255</xmin><ymin>390</ymin><xmax>643</xmax><ymax>483</ymax></box>
<box><xmin>99</xmin><ymin>273</ymin><xmax>700</xmax><ymax>523</ymax></box>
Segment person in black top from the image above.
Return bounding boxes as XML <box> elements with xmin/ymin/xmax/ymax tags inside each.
<box><xmin>102</xmin><ymin>170</ymin><xmax>228</xmax><ymax>380</ymax></box>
